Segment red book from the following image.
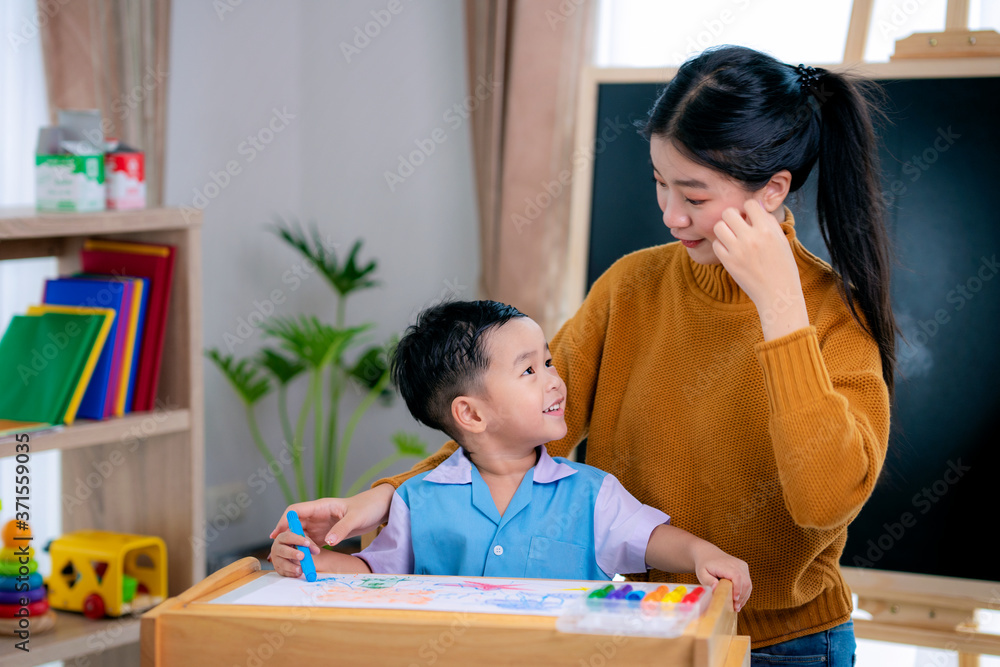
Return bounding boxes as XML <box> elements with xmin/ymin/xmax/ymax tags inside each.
<box><xmin>80</xmin><ymin>240</ymin><xmax>175</xmax><ymax>412</ymax></box>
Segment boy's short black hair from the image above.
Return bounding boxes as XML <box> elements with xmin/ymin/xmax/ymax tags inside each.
<box><xmin>391</xmin><ymin>300</ymin><xmax>526</xmax><ymax>442</ymax></box>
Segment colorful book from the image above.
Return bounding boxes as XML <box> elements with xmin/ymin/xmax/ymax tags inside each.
<box><xmin>81</xmin><ymin>239</ymin><xmax>175</xmax><ymax>412</ymax></box>
<box><xmin>120</xmin><ymin>277</ymin><xmax>149</xmax><ymax>413</ymax></box>
<box><xmin>106</xmin><ymin>279</ymin><xmax>133</xmax><ymax>417</ymax></box>
<box><xmin>74</xmin><ymin>274</ymin><xmax>148</xmax><ymax>414</ymax></box>
<box><xmin>25</xmin><ymin>306</ymin><xmax>115</xmax><ymax>423</ymax></box>
<box><xmin>70</xmin><ymin>275</ymin><xmax>139</xmax><ymax>417</ymax></box>
<box><xmin>0</xmin><ymin>419</ymin><xmax>54</xmax><ymax>438</ymax></box>
<box><xmin>43</xmin><ymin>277</ymin><xmax>127</xmax><ymax>420</ymax></box>
<box><xmin>0</xmin><ymin>312</ymin><xmax>108</xmax><ymax>425</ymax></box>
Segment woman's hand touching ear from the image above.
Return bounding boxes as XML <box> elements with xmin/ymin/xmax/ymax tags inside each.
<box><xmin>711</xmin><ymin>200</ymin><xmax>810</xmax><ymax>341</ymax></box>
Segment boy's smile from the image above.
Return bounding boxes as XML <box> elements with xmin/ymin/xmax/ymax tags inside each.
<box><xmin>478</xmin><ymin>316</ymin><xmax>568</xmax><ymax>448</ymax></box>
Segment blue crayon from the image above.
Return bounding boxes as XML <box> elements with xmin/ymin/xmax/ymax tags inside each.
<box><xmin>626</xmin><ymin>590</ymin><xmax>645</xmax><ymax>602</ymax></box>
<box><xmin>286</xmin><ymin>510</ymin><xmax>317</xmax><ymax>582</ymax></box>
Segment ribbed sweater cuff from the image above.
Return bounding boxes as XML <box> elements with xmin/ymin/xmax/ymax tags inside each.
<box><xmin>754</xmin><ymin>326</ymin><xmax>835</xmax><ymax>414</ymax></box>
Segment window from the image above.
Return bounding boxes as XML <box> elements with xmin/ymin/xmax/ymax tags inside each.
<box><xmin>595</xmin><ymin>0</ymin><xmax>998</xmax><ymax>68</ymax></box>
<box><xmin>1</xmin><ymin>0</ymin><xmax>62</xmax><ymax>607</ymax></box>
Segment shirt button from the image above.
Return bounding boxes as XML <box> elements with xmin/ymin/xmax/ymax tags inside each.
<box><xmin>493</xmin><ymin>545</ymin><xmax>504</xmax><ymax>556</ymax></box>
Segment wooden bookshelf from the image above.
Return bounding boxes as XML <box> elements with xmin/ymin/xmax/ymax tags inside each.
<box><xmin>0</xmin><ymin>611</ymin><xmax>140</xmax><ymax>666</ymax></box>
<box><xmin>0</xmin><ymin>207</ymin><xmax>204</xmax><ymax>667</ymax></box>
<box><xmin>1</xmin><ymin>409</ymin><xmax>191</xmax><ymax>454</ymax></box>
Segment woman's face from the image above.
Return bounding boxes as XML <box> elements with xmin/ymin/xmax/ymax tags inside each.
<box><xmin>650</xmin><ymin>135</ymin><xmax>774</xmax><ymax>266</ymax></box>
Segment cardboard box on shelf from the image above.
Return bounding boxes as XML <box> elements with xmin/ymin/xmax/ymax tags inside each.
<box><xmin>105</xmin><ymin>140</ymin><xmax>146</xmax><ymax>210</ymax></box>
<box><xmin>35</xmin><ymin>110</ymin><xmax>106</xmax><ymax>213</ymax></box>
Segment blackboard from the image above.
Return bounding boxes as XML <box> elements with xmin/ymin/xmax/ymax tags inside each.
<box><xmin>583</xmin><ymin>75</ymin><xmax>1000</xmax><ymax>584</ymax></box>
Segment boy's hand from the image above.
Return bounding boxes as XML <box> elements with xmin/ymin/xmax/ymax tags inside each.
<box><xmin>268</xmin><ymin>529</ymin><xmax>320</xmax><ymax>578</ymax></box>
<box><xmin>695</xmin><ymin>551</ymin><xmax>752</xmax><ymax>613</ymax></box>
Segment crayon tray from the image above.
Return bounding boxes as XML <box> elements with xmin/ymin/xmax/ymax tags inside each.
<box><xmin>556</xmin><ymin>583</ymin><xmax>711</xmax><ymax>638</ymax></box>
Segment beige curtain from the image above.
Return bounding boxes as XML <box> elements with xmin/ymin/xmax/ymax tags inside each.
<box><xmin>465</xmin><ymin>0</ymin><xmax>595</xmax><ymax>337</ymax></box>
<box><xmin>38</xmin><ymin>0</ymin><xmax>171</xmax><ymax>207</ymax></box>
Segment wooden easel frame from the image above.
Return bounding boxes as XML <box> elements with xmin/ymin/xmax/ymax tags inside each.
<box><xmin>563</xmin><ymin>3</ymin><xmax>1000</xmax><ymax>665</ymax></box>
<box><xmin>142</xmin><ymin>557</ymin><xmax>752</xmax><ymax>666</ymax></box>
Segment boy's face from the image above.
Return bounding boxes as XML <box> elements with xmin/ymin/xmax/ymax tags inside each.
<box><xmin>478</xmin><ymin>317</ymin><xmax>567</xmax><ymax>448</ymax></box>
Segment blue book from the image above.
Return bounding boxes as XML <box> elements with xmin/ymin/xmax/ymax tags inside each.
<box><xmin>124</xmin><ymin>276</ymin><xmax>149</xmax><ymax>413</ymax></box>
<box><xmin>43</xmin><ymin>277</ymin><xmax>126</xmax><ymax>420</ymax></box>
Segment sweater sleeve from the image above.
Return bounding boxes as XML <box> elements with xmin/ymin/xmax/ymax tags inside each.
<box><xmin>754</xmin><ymin>324</ymin><xmax>890</xmax><ymax>530</ymax></box>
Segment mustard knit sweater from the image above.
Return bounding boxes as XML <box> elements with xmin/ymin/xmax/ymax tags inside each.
<box><xmin>378</xmin><ymin>208</ymin><xmax>891</xmax><ymax>648</ymax></box>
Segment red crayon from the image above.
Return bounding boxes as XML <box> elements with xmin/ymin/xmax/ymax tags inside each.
<box><xmin>681</xmin><ymin>587</ymin><xmax>705</xmax><ymax>604</ymax></box>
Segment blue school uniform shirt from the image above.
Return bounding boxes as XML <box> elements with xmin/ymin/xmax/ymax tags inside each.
<box><xmin>357</xmin><ymin>445</ymin><xmax>669</xmax><ymax>579</ymax></box>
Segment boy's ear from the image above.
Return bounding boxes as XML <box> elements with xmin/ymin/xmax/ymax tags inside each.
<box><xmin>451</xmin><ymin>395</ymin><xmax>488</xmax><ymax>434</ymax></box>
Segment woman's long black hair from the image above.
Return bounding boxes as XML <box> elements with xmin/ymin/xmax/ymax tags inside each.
<box><xmin>639</xmin><ymin>45</ymin><xmax>898</xmax><ymax>397</ymax></box>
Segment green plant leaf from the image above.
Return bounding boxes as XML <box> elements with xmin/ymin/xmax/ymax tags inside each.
<box><xmin>347</xmin><ymin>345</ymin><xmax>393</xmax><ymax>399</ymax></box>
<box><xmin>271</xmin><ymin>221</ymin><xmax>379</xmax><ymax>297</ymax></box>
<box><xmin>205</xmin><ymin>349</ymin><xmax>271</xmax><ymax>405</ymax></box>
<box><xmin>261</xmin><ymin>316</ymin><xmax>369</xmax><ymax>369</ymax></box>
<box><xmin>257</xmin><ymin>347</ymin><xmax>306</xmax><ymax>385</ymax></box>
<box><xmin>336</xmin><ymin>239</ymin><xmax>379</xmax><ymax>296</ymax></box>
<box><xmin>390</xmin><ymin>431</ymin><xmax>429</xmax><ymax>458</ymax></box>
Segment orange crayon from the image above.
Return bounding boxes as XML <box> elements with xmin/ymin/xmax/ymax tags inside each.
<box><xmin>640</xmin><ymin>585</ymin><xmax>670</xmax><ymax>610</ymax></box>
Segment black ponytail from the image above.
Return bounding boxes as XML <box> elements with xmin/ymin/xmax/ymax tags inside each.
<box><xmin>638</xmin><ymin>45</ymin><xmax>898</xmax><ymax>397</ymax></box>
<box><xmin>811</xmin><ymin>68</ymin><xmax>897</xmax><ymax>398</ymax></box>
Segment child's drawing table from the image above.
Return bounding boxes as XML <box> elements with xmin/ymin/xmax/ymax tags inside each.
<box><xmin>141</xmin><ymin>557</ymin><xmax>750</xmax><ymax>666</ymax></box>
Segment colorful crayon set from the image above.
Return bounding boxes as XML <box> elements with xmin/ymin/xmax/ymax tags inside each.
<box><xmin>556</xmin><ymin>582</ymin><xmax>711</xmax><ymax>638</ymax></box>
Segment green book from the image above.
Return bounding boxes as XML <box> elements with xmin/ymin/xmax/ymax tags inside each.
<box><xmin>0</xmin><ymin>312</ymin><xmax>104</xmax><ymax>424</ymax></box>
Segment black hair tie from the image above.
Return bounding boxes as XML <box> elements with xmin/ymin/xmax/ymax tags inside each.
<box><xmin>793</xmin><ymin>64</ymin><xmax>822</xmax><ymax>95</ymax></box>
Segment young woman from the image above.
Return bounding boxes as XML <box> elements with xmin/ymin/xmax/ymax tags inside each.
<box><xmin>271</xmin><ymin>45</ymin><xmax>896</xmax><ymax>666</ymax></box>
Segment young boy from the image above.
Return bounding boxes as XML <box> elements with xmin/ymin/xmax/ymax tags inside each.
<box><xmin>270</xmin><ymin>300</ymin><xmax>751</xmax><ymax>611</ymax></box>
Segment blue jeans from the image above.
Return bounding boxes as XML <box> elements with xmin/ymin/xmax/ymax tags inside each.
<box><xmin>750</xmin><ymin>620</ymin><xmax>856</xmax><ymax>666</ymax></box>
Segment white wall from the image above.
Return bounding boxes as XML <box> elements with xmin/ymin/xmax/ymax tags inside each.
<box><xmin>164</xmin><ymin>0</ymin><xmax>478</xmax><ymax>562</ymax></box>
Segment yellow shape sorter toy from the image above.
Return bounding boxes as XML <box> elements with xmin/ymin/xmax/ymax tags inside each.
<box><xmin>46</xmin><ymin>531</ymin><xmax>167</xmax><ymax>619</ymax></box>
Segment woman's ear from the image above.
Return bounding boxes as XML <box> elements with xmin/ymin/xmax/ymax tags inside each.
<box><xmin>452</xmin><ymin>395</ymin><xmax>488</xmax><ymax>434</ymax></box>
<box><xmin>758</xmin><ymin>169</ymin><xmax>792</xmax><ymax>214</ymax></box>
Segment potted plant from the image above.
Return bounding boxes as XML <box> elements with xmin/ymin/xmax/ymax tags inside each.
<box><xmin>206</xmin><ymin>221</ymin><xmax>428</xmax><ymax>504</ymax></box>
